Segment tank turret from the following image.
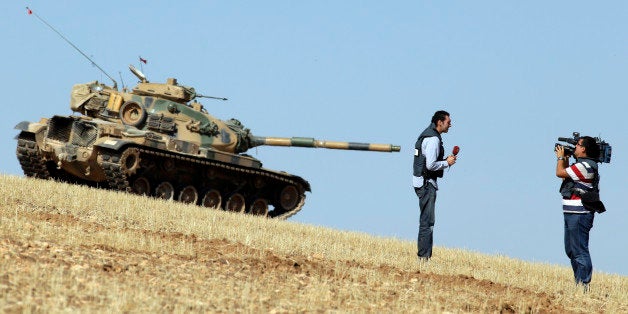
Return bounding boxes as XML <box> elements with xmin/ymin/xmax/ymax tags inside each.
<box><xmin>16</xmin><ymin>66</ymin><xmax>400</xmax><ymax>219</ymax></box>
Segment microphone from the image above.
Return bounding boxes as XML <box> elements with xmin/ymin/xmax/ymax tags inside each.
<box><xmin>452</xmin><ymin>146</ymin><xmax>460</xmax><ymax>156</ymax></box>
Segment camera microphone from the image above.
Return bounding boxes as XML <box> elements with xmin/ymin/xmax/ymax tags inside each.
<box><xmin>452</xmin><ymin>146</ymin><xmax>460</xmax><ymax>156</ymax></box>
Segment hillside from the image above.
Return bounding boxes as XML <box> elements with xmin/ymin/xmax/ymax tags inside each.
<box><xmin>1</xmin><ymin>174</ymin><xmax>626</xmax><ymax>313</ymax></box>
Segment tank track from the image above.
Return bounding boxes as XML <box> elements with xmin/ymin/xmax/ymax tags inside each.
<box><xmin>98</xmin><ymin>147</ymin><xmax>306</xmax><ymax>220</ymax></box>
<box><xmin>99</xmin><ymin>153</ymin><xmax>131</xmax><ymax>192</ymax></box>
<box><xmin>16</xmin><ymin>133</ymin><xmax>51</xmax><ymax>179</ymax></box>
<box><xmin>16</xmin><ymin>133</ymin><xmax>98</xmax><ymax>186</ymax></box>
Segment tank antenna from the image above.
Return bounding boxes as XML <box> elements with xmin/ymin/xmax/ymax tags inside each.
<box><xmin>26</xmin><ymin>7</ymin><xmax>118</xmax><ymax>90</ymax></box>
<box><xmin>197</xmin><ymin>94</ymin><xmax>228</xmax><ymax>101</ymax></box>
<box><xmin>118</xmin><ymin>71</ymin><xmax>126</xmax><ymax>91</ymax></box>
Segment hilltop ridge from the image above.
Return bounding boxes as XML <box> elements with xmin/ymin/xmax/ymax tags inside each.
<box><xmin>1</xmin><ymin>174</ymin><xmax>626</xmax><ymax>312</ymax></box>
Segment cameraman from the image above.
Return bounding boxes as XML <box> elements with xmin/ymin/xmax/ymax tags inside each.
<box><xmin>555</xmin><ymin>136</ymin><xmax>601</xmax><ymax>291</ymax></box>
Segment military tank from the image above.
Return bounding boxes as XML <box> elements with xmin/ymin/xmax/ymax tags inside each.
<box><xmin>15</xmin><ymin>66</ymin><xmax>400</xmax><ymax>219</ymax></box>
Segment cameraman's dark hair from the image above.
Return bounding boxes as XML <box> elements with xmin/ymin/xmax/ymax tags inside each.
<box><xmin>431</xmin><ymin>110</ymin><xmax>450</xmax><ymax>124</ymax></box>
<box><xmin>580</xmin><ymin>136</ymin><xmax>600</xmax><ymax>159</ymax></box>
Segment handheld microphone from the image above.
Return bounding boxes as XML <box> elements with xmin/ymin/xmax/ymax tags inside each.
<box><xmin>452</xmin><ymin>146</ymin><xmax>460</xmax><ymax>156</ymax></box>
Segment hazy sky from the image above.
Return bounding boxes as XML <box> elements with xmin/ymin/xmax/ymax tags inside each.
<box><xmin>2</xmin><ymin>2</ymin><xmax>626</xmax><ymax>276</ymax></box>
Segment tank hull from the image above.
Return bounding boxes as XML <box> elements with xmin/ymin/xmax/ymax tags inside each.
<box><xmin>16</xmin><ymin>115</ymin><xmax>310</xmax><ymax>219</ymax></box>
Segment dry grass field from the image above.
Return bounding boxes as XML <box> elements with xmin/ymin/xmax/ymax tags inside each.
<box><xmin>1</xmin><ymin>174</ymin><xmax>626</xmax><ymax>313</ymax></box>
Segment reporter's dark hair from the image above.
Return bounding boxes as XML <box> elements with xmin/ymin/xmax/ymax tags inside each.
<box><xmin>581</xmin><ymin>136</ymin><xmax>600</xmax><ymax>159</ymax></box>
<box><xmin>431</xmin><ymin>110</ymin><xmax>450</xmax><ymax>124</ymax></box>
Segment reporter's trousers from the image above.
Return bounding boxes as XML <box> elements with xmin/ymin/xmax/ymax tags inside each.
<box><xmin>415</xmin><ymin>183</ymin><xmax>437</xmax><ymax>259</ymax></box>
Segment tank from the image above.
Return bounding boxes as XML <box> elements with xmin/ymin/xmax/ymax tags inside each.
<box><xmin>15</xmin><ymin>65</ymin><xmax>401</xmax><ymax>219</ymax></box>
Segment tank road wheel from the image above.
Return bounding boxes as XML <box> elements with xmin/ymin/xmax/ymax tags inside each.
<box><xmin>201</xmin><ymin>189</ymin><xmax>222</xmax><ymax>210</ymax></box>
<box><xmin>155</xmin><ymin>181</ymin><xmax>175</xmax><ymax>200</ymax></box>
<box><xmin>249</xmin><ymin>198</ymin><xmax>269</xmax><ymax>217</ymax></box>
<box><xmin>279</xmin><ymin>185</ymin><xmax>300</xmax><ymax>211</ymax></box>
<box><xmin>119</xmin><ymin>101</ymin><xmax>147</xmax><ymax>128</ymax></box>
<box><xmin>120</xmin><ymin>148</ymin><xmax>141</xmax><ymax>176</ymax></box>
<box><xmin>178</xmin><ymin>185</ymin><xmax>199</xmax><ymax>204</ymax></box>
<box><xmin>131</xmin><ymin>177</ymin><xmax>151</xmax><ymax>196</ymax></box>
<box><xmin>225</xmin><ymin>193</ymin><xmax>246</xmax><ymax>213</ymax></box>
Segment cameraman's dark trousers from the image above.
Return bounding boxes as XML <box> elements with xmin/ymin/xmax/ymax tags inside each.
<box><xmin>564</xmin><ymin>212</ymin><xmax>594</xmax><ymax>285</ymax></box>
<box><xmin>415</xmin><ymin>182</ymin><xmax>437</xmax><ymax>259</ymax></box>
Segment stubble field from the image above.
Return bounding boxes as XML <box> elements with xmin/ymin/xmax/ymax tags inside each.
<box><xmin>0</xmin><ymin>174</ymin><xmax>626</xmax><ymax>313</ymax></box>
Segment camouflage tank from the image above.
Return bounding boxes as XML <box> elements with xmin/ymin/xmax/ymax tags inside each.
<box><xmin>15</xmin><ymin>65</ymin><xmax>401</xmax><ymax>219</ymax></box>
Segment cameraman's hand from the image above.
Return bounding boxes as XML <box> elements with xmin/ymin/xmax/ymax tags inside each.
<box><xmin>555</xmin><ymin>146</ymin><xmax>570</xmax><ymax>178</ymax></box>
<box><xmin>446</xmin><ymin>155</ymin><xmax>457</xmax><ymax>166</ymax></box>
<box><xmin>555</xmin><ymin>145</ymin><xmax>565</xmax><ymax>158</ymax></box>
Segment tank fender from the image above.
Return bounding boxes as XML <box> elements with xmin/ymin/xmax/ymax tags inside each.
<box><xmin>94</xmin><ymin>139</ymin><xmax>136</xmax><ymax>151</ymax></box>
<box><xmin>14</xmin><ymin>121</ymin><xmax>47</xmax><ymax>138</ymax></box>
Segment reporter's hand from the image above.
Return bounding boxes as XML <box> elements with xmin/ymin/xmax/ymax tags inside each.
<box><xmin>446</xmin><ymin>155</ymin><xmax>456</xmax><ymax>166</ymax></box>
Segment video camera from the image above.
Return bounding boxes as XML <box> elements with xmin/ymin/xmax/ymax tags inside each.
<box><xmin>555</xmin><ymin>132</ymin><xmax>612</xmax><ymax>163</ymax></box>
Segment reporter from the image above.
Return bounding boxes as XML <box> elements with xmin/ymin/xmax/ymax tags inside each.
<box><xmin>412</xmin><ymin>110</ymin><xmax>456</xmax><ymax>261</ymax></box>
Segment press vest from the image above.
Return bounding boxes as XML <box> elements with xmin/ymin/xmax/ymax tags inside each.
<box><xmin>560</xmin><ymin>157</ymin><xmax>604</xmax><ymax>213</ymax></box>
<box><xmin>559</xmin><ymin>157</ymin><xmax>599</xmax><ymax>199</ymax></box>
<box><xmin>413</xmin><ymin>123</ymin><xmax>444</xmax><ymax>181</ymax></box>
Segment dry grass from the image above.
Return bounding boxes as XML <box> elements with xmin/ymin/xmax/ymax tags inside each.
<box><xmin>0</xmin><ymin>174</ymin><xmax>626</xmax><ymax>313</ymax></box>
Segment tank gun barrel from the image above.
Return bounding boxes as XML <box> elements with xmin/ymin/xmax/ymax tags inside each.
<box><xmin>249</xmin><ymin>136</ymin><xmax>400</xmax><ymax>152</ymax></box>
